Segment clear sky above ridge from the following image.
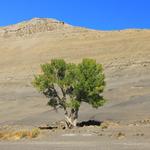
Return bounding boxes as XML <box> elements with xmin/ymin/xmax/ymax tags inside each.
<box><xmin>0</xmin><ymin>0</ymin><xmax>150</xmax><ymax>30</ymax></box>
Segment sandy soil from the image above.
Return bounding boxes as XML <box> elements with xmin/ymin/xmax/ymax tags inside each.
<box><xmin>0</xmin><ymin>18</ymin><xmax>150</xmax><ymax>149</ymax></box>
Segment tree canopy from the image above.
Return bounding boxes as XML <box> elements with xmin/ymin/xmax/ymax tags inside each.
<box><xmin>33</xmin><ymin>58</ymin><xmax>106</xmax><ymax>128</ymax></box>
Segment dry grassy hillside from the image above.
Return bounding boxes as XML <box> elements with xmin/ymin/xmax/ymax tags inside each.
<box><xmin>0</xmin><ymin>18</ymin><xmax>150</xmax><ymax>125</ymax></box>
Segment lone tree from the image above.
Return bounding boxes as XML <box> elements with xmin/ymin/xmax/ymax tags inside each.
<box><xmin>32</xmin><ymin>58</ymin><xmax>106</xmax><ymax>128</ymax></box>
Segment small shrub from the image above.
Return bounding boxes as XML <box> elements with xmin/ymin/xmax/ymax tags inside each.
<box><xmin>116</xmin><ymin>132</ymin><xmax>125</xmax><ymax>139</ymax></box>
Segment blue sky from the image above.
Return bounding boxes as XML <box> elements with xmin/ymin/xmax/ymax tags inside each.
<box><xmin>0</xmin><ymin>0</ymin><xmax>150</xmax><ymax>30</ymax></box>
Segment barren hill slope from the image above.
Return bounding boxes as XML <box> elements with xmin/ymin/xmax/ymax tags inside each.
<box><xmin>0</xmin><ymin>18</ymin><xmax>150</xmax><ymax>125</ymax></box>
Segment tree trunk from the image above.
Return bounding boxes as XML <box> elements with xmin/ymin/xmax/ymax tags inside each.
<box><xmin>65</xmin><ymin>108</ymin><xmax>78</xmax><ymax>129</ymax></box>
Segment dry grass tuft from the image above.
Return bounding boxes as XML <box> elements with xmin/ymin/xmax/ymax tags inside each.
<box><xmin>101</xmin><ymin>121</ymin><xmax>120</xmax><ymax>129</ymax></box>
<box><xmin>116</xmin><ymin>132</ymin><xmax>126</xmax><ymax>139</ymax></box>
<box><xmin>0</xmin><ymin>128</ymin><xmax>40</xmax><ymax>141</ymax></box>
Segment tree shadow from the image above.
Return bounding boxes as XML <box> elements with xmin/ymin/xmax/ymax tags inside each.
<box><xmin>77</xmin><ymin>120</ymin><xmax>102</xmax><ymax>127</ymax></box>
<box><xmin>39</xmin><ymin>126</ymin><xmax>57</xmax><ymax>130</ymax></box>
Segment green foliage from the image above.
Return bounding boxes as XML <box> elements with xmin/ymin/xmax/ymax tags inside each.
<box><xmin>32</xmin><ymin>75</ymin><xmax>49</xmax><ymax>91</ymax></box>
<box><xmin>72</xmin><ymin>100</ymin><xmax>80</xmax><ymax>109</ymax></box>
<box><xmin>66</xmin><ymin>99</ymin><xmax>81</xmax><ymax>109</ymax></box>
<box><xmin>32</xmin><ymin>58</ymin><xmax>106</xmax><ymax>110</ymax></box>
<box><xmin>74</xmin><ymin>59</ymin><xmax>106</xmax><ymax>108</ymax></box>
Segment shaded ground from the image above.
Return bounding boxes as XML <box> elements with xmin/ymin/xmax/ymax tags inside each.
<box><xmin>0</xmin><ymin>74</ymin><xmax>149</xmax><ymax>126</ymax></box>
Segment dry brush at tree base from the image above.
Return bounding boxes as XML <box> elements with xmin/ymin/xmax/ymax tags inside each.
<box><xmin>33</xmin><ymin>58</ymin><xmax>106</xmax><ymax>128</ymax></box>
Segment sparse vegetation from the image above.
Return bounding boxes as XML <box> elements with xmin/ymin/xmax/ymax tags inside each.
<box><xmin>116</xmin><ymin>132</ymin><xmax>126</xmax><ymax>139</ymax></box>
<box><xmin>33</xmin><ymin>58</ymin><xmax>106</xmax><ymax>128</ymax></box>
<box><xmin>0</xmin><ymin>128</ymin><xmax>40</xmax><ymax>140</ymax></box>
<box><xmin>100</xmin><ymin>121</ymin><xmax>120</xmax><ymax>129</ymax></box>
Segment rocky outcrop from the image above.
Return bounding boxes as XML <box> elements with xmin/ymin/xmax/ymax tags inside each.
<box><xmin>0</xmin><ymin>18</ymin><xmax>71</xmax><ymax>38</ymax></box>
